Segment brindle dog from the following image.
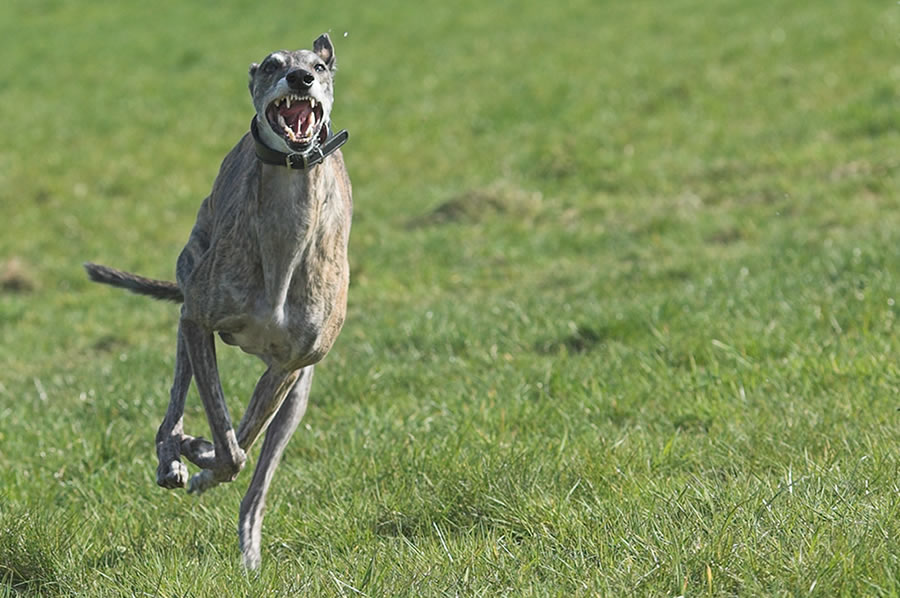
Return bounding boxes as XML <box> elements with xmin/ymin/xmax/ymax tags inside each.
<box><xmin>85</xmin><ymin>33</ymin><xmax>351</xmax><ymax>569</ymax></box>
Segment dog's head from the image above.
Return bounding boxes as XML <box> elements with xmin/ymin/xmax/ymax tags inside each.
<box><xmin>249</xmin><ymin>34</ymin><xmax>337</xmax><ymax>155</ymax></box>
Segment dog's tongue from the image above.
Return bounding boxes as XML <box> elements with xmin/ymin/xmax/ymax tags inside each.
<box><xmin>281</xmin><ymin>103</ymin><xmax>312</xmax><ymax>135</ymax></box>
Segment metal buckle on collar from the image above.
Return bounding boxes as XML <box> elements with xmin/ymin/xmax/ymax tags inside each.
<box><xmin>285</xmin><ymin>152</ymin><xmax>306</xmax><ymax>169</ymax></box>
<box><xmin>287</xmin><ymin>153</ymin><xmax>309</xmax><ymax>169</ymax></box>
<box><xmin>287</xmin><ymin>146</ymin><xmax>324</xmax><ymax>169</ymax></box>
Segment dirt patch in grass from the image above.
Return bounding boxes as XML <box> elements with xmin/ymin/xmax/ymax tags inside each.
<box><xmin>1</xmin><ymin>257</ymin><xmax>37</xmax><ymax>293</ymax></box>
<box><xmin>408</xmin><ymin>182</ymin><xmax>542</xmax><ymax>228</ymax></box>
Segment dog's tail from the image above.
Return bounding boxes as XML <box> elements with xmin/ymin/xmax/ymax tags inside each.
<box><xmin>84</xmin><ymin>262</ymin><xmax>184</xmax><ymax>303</ymax></box>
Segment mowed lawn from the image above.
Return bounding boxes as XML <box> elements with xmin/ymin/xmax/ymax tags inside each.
<box><xmin>1</xmin><ymin>0</ymin><xmax>899</xmax><ymax>595</ymax></box>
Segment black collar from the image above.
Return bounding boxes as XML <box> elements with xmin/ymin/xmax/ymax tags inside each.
<box><xmin>250</xmin><ymin>117</ymin><xmax>349</xmax><ymax>169</ymax></box>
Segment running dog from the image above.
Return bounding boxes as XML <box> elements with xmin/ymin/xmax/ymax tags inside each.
<box><xmin>85</xmin><ymin>33</ymin><xmax>351</xmax><ymax>569</ymax></box>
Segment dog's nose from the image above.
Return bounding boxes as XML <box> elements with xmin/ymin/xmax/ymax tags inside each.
<box><xmin>286</xmin><ymin>69</ymin><xmax>315</xmax><ymax>90</ymax></box>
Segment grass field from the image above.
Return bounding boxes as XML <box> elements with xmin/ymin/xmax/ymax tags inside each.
<box><xmin>2</xmin><ymin>0</ymin><xmax>899</xmax><ymax>595</ymax></box>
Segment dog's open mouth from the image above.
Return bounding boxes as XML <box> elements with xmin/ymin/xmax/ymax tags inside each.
<box><xmin>265</xmin><ymin>95</ymin><xmax>326</xmax><ymax>150</ymax></box>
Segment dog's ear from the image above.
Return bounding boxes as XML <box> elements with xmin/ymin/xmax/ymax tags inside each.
<box><xmin>313</xmin><ymin>34</ymin><xmax>336</xmax><ymax>70</ymax></box>
<box><xmin>248</xmin><ymin>63</ymin><xmax>259</xmax><ymax>89</ymax></box>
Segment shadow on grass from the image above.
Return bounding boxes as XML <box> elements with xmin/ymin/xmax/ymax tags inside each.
<box><xmin>0</xmin><ymin>505</ymin><xmax>75</xmax><ymax>595</ymax></box>
<box><xmin>535</xmin><ymin>322</ymin><xmax>635</xmax><ymax>355</ymax></box>
<box><xmin>373</xmin><ymin>503</ymin><xmax>528</xmax><ymax>545</ymax></box>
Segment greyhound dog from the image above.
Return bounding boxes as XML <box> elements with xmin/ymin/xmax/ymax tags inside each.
<box><xmin>84</xmin><ymin>33</ymin><xmax>351</xmax><ymax>569</ymax></box>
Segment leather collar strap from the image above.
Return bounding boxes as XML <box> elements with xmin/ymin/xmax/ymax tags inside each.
<box><xmin>250</xmin><ymin>117</ymin><xmax>349</xmax><ymax>169</ymax></box>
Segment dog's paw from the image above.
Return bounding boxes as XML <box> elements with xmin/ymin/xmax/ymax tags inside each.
<box><xmin>157</xmin><ymin>460</ymin><xmax>189</xmax><ymax>489</ymax></box>
<box><xmin>241</xmin><ymin>549</ymin><xmax>262</xmax><ymax>570</ymax></box>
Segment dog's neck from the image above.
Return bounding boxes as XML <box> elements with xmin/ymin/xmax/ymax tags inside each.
<box><xmin>250</xmin><ymin>117</ymin><xmax>348</xmax><ymax>170</ymax></box>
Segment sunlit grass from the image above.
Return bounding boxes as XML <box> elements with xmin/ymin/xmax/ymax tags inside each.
<box><xmin>1</xmin><ymin>0</ymin><xmax>899</xmax><ymax>595</ymax></box>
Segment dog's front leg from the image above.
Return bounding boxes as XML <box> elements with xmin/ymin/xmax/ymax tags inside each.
<box><xmin>180</xmin><ymin>366</ymin><xmax>299</xmax><ymax>493</ymax></box>
<box><xmin>239</xmin><ymin>366</ymin><xmax>313</xmax><ymax>569</ymax></box>
<box><xmin>179</xmin><ymin>318</ymin><xmax>246</xmax><ymax>494</ymax></box>
<box><xmin>155</xmin><ymin>317</ymin><xmax>192</xmax><ymax>488</ymax></box>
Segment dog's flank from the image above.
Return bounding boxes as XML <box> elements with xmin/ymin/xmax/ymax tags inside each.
<box><xmin>84</xmin><ymin>262</ymin><xmax>183</xmax><ymax>302</ymax></box>
<box><xmin>84</xmin><ymin>34</ymin><xmax>351</xmax><ymax>570</ymax></box>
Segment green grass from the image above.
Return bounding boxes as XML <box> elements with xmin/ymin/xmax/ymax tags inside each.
<box><xmin>2</xmin><ymin>0</ymin><xmax>899</xmax><ymax>595</ymax></box>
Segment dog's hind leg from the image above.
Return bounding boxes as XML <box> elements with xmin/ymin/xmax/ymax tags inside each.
<box><xmin>180</xmin><ymin>318</ymin><xmax>247</xmax><ymax>494</ymax></box>
<box><xmin>155</xmin><ymin>317</ymin><xmax>192</xmax><ymax>488</ymax></box>
<box><xmin>235</xmin><ymin>367</ymin><xmax>301</xmax><ymax>451</ymax></box>
<box><xmin>239</xmin><ymin>366</ymin><xmax>313</xmax><ymax>569</ymax></box>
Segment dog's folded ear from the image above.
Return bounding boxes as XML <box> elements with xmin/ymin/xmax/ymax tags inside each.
<box><xmin>313</xmin><ymin>34</ymin><xmax>336</xmax><ymax>70</ymax></box>
<box><xmin>248</xmin><ymin>62</ymin><xmax>259</xmax><ymax>89</ymax></box>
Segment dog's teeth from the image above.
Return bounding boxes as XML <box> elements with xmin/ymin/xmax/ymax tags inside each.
<box><xmin>285</xmin><ymin>96</ymin><xmax>291</xmax><ymax>109</ymax></box>
<box><xmin>310</xmin><ymin>98</ymin><xmax>317</xmax><ymax>108</ymax></box>
<box><xmin>277</xmin><ymin>113</ymin><xmax>287</xmax><ymax>129</ymax></box>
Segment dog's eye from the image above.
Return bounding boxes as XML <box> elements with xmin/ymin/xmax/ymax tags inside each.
<box><xmin>261</xmin><ymin>55</ymin><xmax>285</xmax><ymax>74</ymax></box>
<box><xmin>314</xmin><ymin>63</ymin><xmax>326</xmax><ymax>73</ymax></box>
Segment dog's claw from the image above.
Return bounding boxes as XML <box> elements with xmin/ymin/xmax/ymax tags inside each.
<box><xmin>157</xmin><ymin>460</ymin><xmax>189</xmax><ymax>489</ymax></box>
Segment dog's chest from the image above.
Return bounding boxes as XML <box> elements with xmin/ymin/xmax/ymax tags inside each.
<box><xmin>218</xmin><ymin>301</ymin><xmax>322</xmax><ymax>366</ymax></box>
<box><xmin>209</xmin><ymin>201</ymin><xmax>348</xmax><ymax>368</ymax></box>
<box><xmin>214</xmin><ymin>249</ymin><xmax>347</xmax><ymax>367</ymax></box>
<box><xmin>181</xmin><ymin>149</ymin><xmax>350</xmax><ymax>369</ymax></box>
